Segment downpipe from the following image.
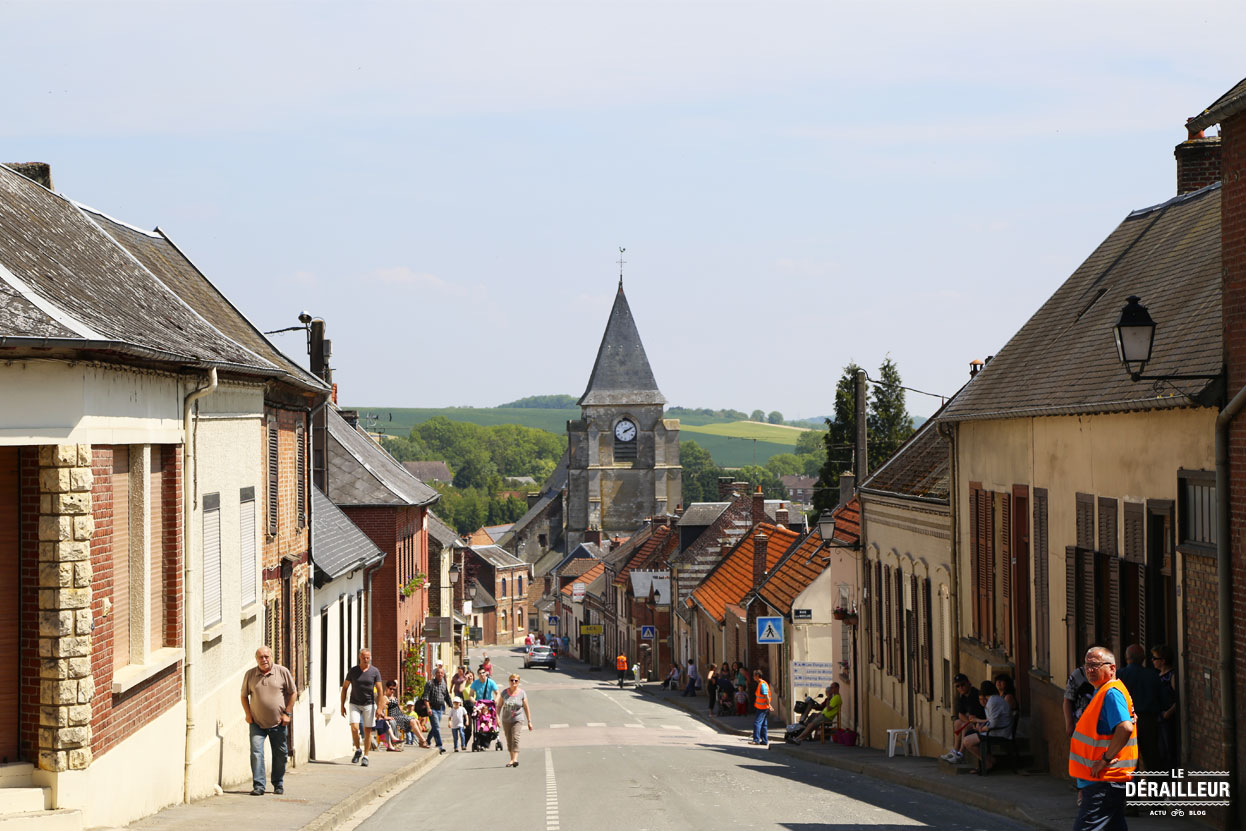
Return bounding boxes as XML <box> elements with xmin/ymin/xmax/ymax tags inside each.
<box><xmin>182</xmin><ymin>368</ymin><xmax>218</xmax><ymax>802</ymax></box>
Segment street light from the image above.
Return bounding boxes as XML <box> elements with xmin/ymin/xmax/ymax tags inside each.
<box><xmin>448</xmin><ymin>562</ymin><xmax>460</xmax><ymax>584</ymax></box>
<box><xmin>1113</xmin><ymin>295</ymin><xmax>1218</xmax><ymax>383</ymax></box>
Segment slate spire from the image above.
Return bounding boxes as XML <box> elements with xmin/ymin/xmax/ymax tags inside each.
<box><xmin>579</xmin><ymin>283</ymin><xmax>666</xmax><ymax>407</ymax></box>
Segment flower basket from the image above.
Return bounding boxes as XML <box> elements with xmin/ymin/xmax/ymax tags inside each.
<box><xmin>832</xmin><ymin>609</ymin><xmax>848</xmax><ymax>620</ymax></box>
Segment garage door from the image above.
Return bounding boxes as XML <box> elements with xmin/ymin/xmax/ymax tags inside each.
<box><xmin>0</xmin><ymin>448</ymin><xmax>20</xmax><ymax>763</ymax></box>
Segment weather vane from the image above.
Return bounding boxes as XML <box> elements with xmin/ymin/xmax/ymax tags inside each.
<box><xmin>617</xmin><ymin>247</ymin><xmax>627</xmax><ymax>288</ymax></box>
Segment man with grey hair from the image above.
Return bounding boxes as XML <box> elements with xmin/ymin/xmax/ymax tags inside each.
<box><xmin>241</xmin><ymin>645</ymin><xmax>296</xmax><ymax>796</ymax></box>
<box><xmin>1069</xmin><ymin>646</ymin><xmax>1138</xmax><ymax>831</ymax></box>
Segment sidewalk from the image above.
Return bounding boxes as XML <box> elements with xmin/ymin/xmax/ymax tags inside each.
<box><xmin>106</xmin><ymin>745</ymin><xmax>443</xmax><ymax>831</ymax></box>
<box><xmin>638</xmin><ymin>680</ymin><xmax>1193</xmax><ymax>831</ymax></box>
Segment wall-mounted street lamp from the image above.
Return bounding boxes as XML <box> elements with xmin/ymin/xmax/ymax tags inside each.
<box><xmin>1114</xmin><ymin>295</ymin><xmax>1219</xmax><ymax>383</ymax></box>
<box><xmin>448</xmin><ymin>562</ymin><xmax>460</xmax><ymax>585</ymax></box>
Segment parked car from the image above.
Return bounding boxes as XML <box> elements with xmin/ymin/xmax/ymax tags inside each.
<box><xmin>525</xmin><ymin>645</ymin><xmax>557</xmax><ymax>671</ymax></box>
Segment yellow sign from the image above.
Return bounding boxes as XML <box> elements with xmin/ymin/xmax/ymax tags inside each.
<box><xmin>579</xmin><ymin>624</ymin><xmax>604</xmax><ymax>635</ymax></box>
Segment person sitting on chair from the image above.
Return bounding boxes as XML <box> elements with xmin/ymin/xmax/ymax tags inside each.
<box><xmin>962</xmin><ymin>680</ymin><xmax>1010</xmax><ymax>773</ymax></box>
<box><xmin>790</xmin><ymin>683</ymin><xmax>842</xmax><ymax>744</ymax></box>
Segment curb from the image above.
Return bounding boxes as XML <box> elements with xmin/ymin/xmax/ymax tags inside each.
<box><xmin>300</xmin><ymin>751</ymin><xmax>443</xmax><ymax>831</ymax></box>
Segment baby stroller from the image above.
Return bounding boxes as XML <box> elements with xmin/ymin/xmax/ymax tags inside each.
<box><xmin>471</xmin><ymin>699</ymin><xmax>503</xmax><ymax>752</ymax></box>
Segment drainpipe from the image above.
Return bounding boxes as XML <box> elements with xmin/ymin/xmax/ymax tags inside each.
<box><xmin>182</xmin><ymin>368</ymin><xmax>218</xmax><ymax>802</ymax></box>
<box><xmin>1214</xmin><ymin>383</ymin><xmax>1246</xmax><ymax>828</ymax></box>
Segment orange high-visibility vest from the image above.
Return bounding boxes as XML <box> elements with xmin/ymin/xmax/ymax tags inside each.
<box><xmin>1068</xmin><ymin>679</ymin><xmax>1139</xmax><ymax>782</ymax></box>
<box><xmin>616</xmin><ymin>654</ymin><xmax>628</xmax><ymax>671</ymax></box>
<box><xmin>754</xmin><ymin>681</ymin><xmax>770</xmax><ymax>710</ymax></box>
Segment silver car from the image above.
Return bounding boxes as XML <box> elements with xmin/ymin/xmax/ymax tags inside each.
<box><xmin>525</xmin><ymin>645</ymin><xmax>557</xmax><ymax>670</ymax></box>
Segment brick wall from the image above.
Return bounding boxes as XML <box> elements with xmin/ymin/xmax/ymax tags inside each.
<box><xmin>1181</xmin><ymin>549</ymin><xmax>1223</xmax><ymax>770</ymax></box>
<box><xmin>89</xmin><ymin>445</ymin><xmax>182</xmax><ymax>759</ymax></box>
<box><xmin>263</xmin><ymin>406</ymin><xmax>312</xmax><ymax>685</ymax></box>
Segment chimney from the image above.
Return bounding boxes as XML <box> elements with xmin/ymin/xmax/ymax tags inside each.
<box><xmin>969</xmin><ymin>358</ymin><xmax>984</xmax><ymax>379</ymax></box>
<box><xmin>839</xmin><ymin>472</ymin><xmax>856</xmax><ymax>506</ymax></box>
<box><xmin>1175</xmin><ymin>120</ymin><xmax>1222</xmax><ymax>194</ymax></box>
<box><xmin>527</xmin><ymin>491</ymin><xmax>541</xmax><ymax>509</ymax></box>
<box><xmin>6</xmin><ymin>163</ymin><xmax>53</xmax><ymax>190</ymax></box>
<box><xmin>775</xmin><ymin>502</ymin><xmax>789</xmax><ymax>528</ymax></box>
<box><xmin>752</xmin><ymin>530</ymin><xmax>769</xmax><ymax>588</ymax></box>
<box><xmin>752</xmin><ymin>485</ymin><xmax>766</xmax><ymax>526</ymax></box>
<box><xmin>340</xmin><ymin>409</ymin><xmax>360</xmax><ymax>428</ymax></box>
<box><xmin>584</xmin><ymin>527</ymin><xmax>602</xmax><ymax>545</ymax></box>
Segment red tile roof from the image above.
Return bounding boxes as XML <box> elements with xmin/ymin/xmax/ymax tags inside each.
<box><xmin>614</xmin><ymin>523</ymin><xmax>676</xmax><ymax>588</ymax></box>
<box><xmin>756</xmin><ymin>498</ymin><xmax>859</xmax><ymax>615</ymax></box>
<box><xmin>689</xmin><ymin>523</ymin><xmax>799</xmax><ymax>624</ymax></box>
<box><xmin>560</xmin><ymin>558</ymin><xmax>602</xmax><ymax>579</ymax></box>
<box><xmin>561</xmin><ymin>563</ymin><xmax>605</xmax><ymax>596</ymax></box>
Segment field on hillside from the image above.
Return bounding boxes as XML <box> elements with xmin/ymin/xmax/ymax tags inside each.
<box><xmin>349</xmin><ymin>406</ymin><xmax>808</xmax><ymax>468</ymax></box>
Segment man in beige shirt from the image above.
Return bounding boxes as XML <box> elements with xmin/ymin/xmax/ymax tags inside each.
<box><xmin>241</xmin><ymin>645</ymin><xmax>296</xmax><ymax>796</ymax></box>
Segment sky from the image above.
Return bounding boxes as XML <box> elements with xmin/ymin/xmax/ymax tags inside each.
<box><xmin>6</xmin><ymin>1</ymin><xmax>1246</xmax><ymax>420</ymax></box>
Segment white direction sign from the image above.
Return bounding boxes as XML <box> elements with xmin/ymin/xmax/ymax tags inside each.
<box><xmin>640</xmin><ymin>625</ymin><xmax>656</xmax><ymax>640</ymax></box>
<box><xmin>572</xmin><ymin>582</ymin><xmax>586</xmax><ymax>601</ymax></box>
<box><xmin>756</xmin><ymin>616</ymin><xmax>784</xmax><ymax>644</ymax></box>
<box><xmin>792</xmin><ymin>661</ymin><xmax>836</xmax><ymax>686</ymax></box>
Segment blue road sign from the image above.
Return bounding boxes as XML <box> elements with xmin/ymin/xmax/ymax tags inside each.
<box><xmin>640</xmin><ymin>625</ymin><xmax>656</xmax><ymax>640</ymax></box>
<box><xmin>756</xmin><ymin>616</ymin><xmax>784</xmax><ymax>644</ymax></box>
<box><xmin>548</xmin><ymin>615</ymin><xmax>559</xmax><ymax>624</ymax></box>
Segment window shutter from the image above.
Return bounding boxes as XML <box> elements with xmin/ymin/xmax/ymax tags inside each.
<box><xmin>1136</xmin><ymin>561</ymin><xmax>1147</xmax><ymax>650</ymax></box>
<box><xmin>931</xmin><ymin>579</ymin><xmax>943</xmax><ymax>702</ymax></box>
<box><xmin>910</xmin><ymin>573</ymin><xmax>920</xmax><ymax>694</ymax></box>
<box><xmin>295</xmin><ymin>582</ymin><xmax>307</xmax><ymax>689</ymax></box>
<box><xmin>1079</xmin><ymin>549</ymin><xmax>1096</xmax><ymax>658</ymax></box>
<box><xmin>267</xmin><ymin>423</ymin><xmax>279</xmax><ymax>537</ymax></box>
<box><xmin>894</xmin><ymin>567</ymin><xmax>905</xmax><ymax>683</ymax></box>
<box><xmin>862</xmin><ymin>562</ymin><xmax>873</xmax><ymax>664</ymax></box>
<box><xmin>1123</xmin><ymin>502</ymin><xmax>1144</xmax><ymax>564</ymax></box>
<box><xmin>983</xmin><ymin>492</ymin><xmax>995</xmax><ymax>646</ymax></box>
<box><xmin>1034</xmin><ymin>489</ymin><xmax>1050</xmax><ymax>672</ymax></box>
<box><xmin>874</xmin><ymin>561</ymin><xmax>883</xmax><ymax>665</ymax></box>
<box><xmin>970</xmin><ymin>488</ymin><xmax>982</xmax><ymax>640</ymax></box>
<box><xmin>1000</xmin><ymin>493</ymin><xmax>1011</xmax><ymax>654</ymax></box>
<box><xmin>240</xmin><ymin>488</ymin><xmax>257</xmax><ymax>608</ymax></box>
<box><xmin>883</xmin><ymin>565</ymin><xmax>892</xmax><ymax>675</ymax></box>
<box><xmin>296</xmin><ymin>426</ymin><xmax>307</xmax><ymax>529</ymax></box>
<box><xmin>1065</xmin><ymin>545</ymin><xmax>1078</xmax><ymax>664</ymax></box>
<box><xmin>923</xmin><ymin>577</ymin><xmax>933</xmax><ymax>698</ymax></box>
<box><xmin>203</xmin><ymin>493</ymin><xmax>222</xmax><ymax>627</ymax></box>
<box><xmin>1076</xmin><ymin>493</ymin><xmax>1094</xmax><ymax>550</ymax></box>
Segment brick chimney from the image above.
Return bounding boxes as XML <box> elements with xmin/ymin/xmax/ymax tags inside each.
<box><xmin>775</xmin><ymin>502</ymin><xmax>789</xmax><ymax>528</ymax></box>
<box><xmin>839</xmin><ymin>472</ymin><xmax>856</xmax><ymax>506</ymax></box>
<box><xmin>339</xmin><ymin>409</ymin><xmax>360</xmax><ymax>428</ymax></box>
<box><xmin>752</xmin><ymin>530</ymin><xmax>769</xmax><ymax>588</ymax></box>
<box><xmin>751</xmin><ymin>485</ymin><xmax>765</xmax><ymax>526</ymax></box>
<box><xmin>1176</xmin><ymin>120</ymin><xmax>1223</xmax><ymax>194</ymax></box>
<box><xmin>584</xmin><ymin>527</ymin><xmax>602</xmax><ymax>545</ymax></box>
<box><xmin>6</xmin><ymin>162</ymin><xmax>52</xmax><ymax>190</ymax></box>
<box><xmin>717</xmin><ymin>476</ymin><xmax>735</xmax><ymax>499</ymax></box>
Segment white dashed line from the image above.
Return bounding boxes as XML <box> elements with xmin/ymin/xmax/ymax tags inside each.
<box><xmin>545</xmin><ymin>748</ymin><xmax>559</xmax><ymax>831</ymax></box>
<box><xmin>586</xmin><ymin>722</ymin><xmax>606</xmax><ymax>727</ymax></box>
<box><xmin>661</xmin><ymin>724</ymin><xmax>679</xmax><ymax>730</ymax></box>
<box><xmin>549</xmin><ymin>724</ymin><xmax>569</xmax><ymax>729</ymax></box>
<box><xmin>596</xmin><ymin>688</ymin><xmax>635</xmax><ymax>715</ymax></box>
<box><xmin>624</xmin><ymin>723</ymin><xmax>645</xmax><ymax>729</ymax></box>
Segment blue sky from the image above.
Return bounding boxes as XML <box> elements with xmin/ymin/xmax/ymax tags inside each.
<box><xmin>6</xmin><ymin>1</ymin><xmax>1245</xmax><ymax>418</ymax></box>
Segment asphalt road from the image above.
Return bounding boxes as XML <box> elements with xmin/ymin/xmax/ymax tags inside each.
<box><xmin>358</xmin><ymin>647</ymin><xmax>1028</xmax><ymax>831</ymax></box>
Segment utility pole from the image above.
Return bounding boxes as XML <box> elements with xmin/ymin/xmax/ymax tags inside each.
<box><xmin>854</xmin><ymin>368</ymin><xmax>868</xmax><ymax>481</ymax></box>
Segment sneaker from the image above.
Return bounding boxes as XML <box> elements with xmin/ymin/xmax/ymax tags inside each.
<box><xmin>250</xmin><ymin>787</ymin><xmax>264</xmax><ymax>796</ymax></box>
<box><xmin>439</xmin><ymin>748</ymin><xmax>446</xmax><ymax>755</ymax></box>
<box><xmin>273</xmin><ymin>786</ymin><xmax>283</xmax><ymax>795</ymax></box>
<box><xmin>351</xmin><ymin>749</ymin><xmax>362</xmax><ymax>764</ymax></box>
<box><xmin>361</xmin><ymin>756</ymin><xmax>369</xmax><ymax>767</ymax></box>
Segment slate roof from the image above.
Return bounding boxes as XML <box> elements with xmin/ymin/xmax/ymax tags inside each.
<box><xmin>602</xmin><ymin>525</ymin><xmax>651</xmax><ymax>570</ymax></box>
<box><xmin>85</xmin><ymin>208</ymin><xmax>325</xmax><ymax>392</ymax></box>
<box><xmin>402</xmin><ymin>461</ymin><xmax>453</xmax><ymax>483</ymax></box>
<box><xmin>578</xmin><ymin>284</ymin><xmax>665</xmax><ymax>407</ymax></box>
<box><xmin>630</xmin><ymin>570</ymin><xmax>670</xmax><ymax>604</ymax></box>
<box><xmin>311</xmin><ymin>487</ymin><xmax>386</xmax><ymax>580</ymax></box>
<box><xmin>496</xmin><ymin>450</ymin><xmax>569</xmax><ymax>550</ymax></box>
<box><xmin>859</xmin><ymin>416</ymin><xmax>949</xmax><ymax>502</ymax></box>
<box><xmin>326</xmin><ymin>407</ymin><xmax>440</xmax><ymax>507</ymax></box>
<box><xmin>559</xmin><ymin>558</ymin><xmax>603</xmax><ymax>579</ymax></box>
<box><xmin>0</xmin><ymin>165</ymin><xmax>298</xmax><ymax>378</ymax></box>
<box><xmin>939</xmin><ymin>185</ymin><xmax>1222</xmax><ymax>422</ymax></box>
<box><xmin>473</xmin><ymin>582</ymin><xmax>497</xmax><ymax>610</ymax></box>
<box><xmin>677</xmin><ymin>503</ymin><xmax>730</xmax><ymax>526</ymax></box>
<box><xmin>689</xmin><ymin>523</ymin><xmax>800</xmax><ymax>624</ymax></box>
<box><xmin>471</xmin><ymin>544</ymin><xmax>527</xmax><ymax>570</ymax></box>
<box><xmin>427</xmin><ymin>513</ymin><xmax>459</xmax><ymax>548</ymax></box>
<box><xmin>1189</xmin><ymin>78</ymin><xmax>1246</xmax><ymax>132</ymax></box>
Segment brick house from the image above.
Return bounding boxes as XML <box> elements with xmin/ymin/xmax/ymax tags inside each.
<box><xmin>609</xmin><ymin>520</ymin><xmax>678</xmax><ymax>673</ymax></box>
<box><xmin>324</xmin><ymin>407</ymin><xmax>438</xmax><ymax>695</ymax></box>
<box><xmin>0</xmin><ymin>163</ymin><xmax>327</xmax><ymax>827</ymax></box>
<box><xmin>464</xmin><ymin>544</ymin><xmax>530</xmax><ymax>646</ymax></box>
<box><xmin>936</xmin><ymin>163</ymin><xmax>1221</xmax><ymax>775</ymax></box>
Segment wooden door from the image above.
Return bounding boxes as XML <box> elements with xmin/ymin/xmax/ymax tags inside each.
<box><xmin>0</xmin><ymin>448</ymin><xmax>21</xmax><ymax>763</ymax></box>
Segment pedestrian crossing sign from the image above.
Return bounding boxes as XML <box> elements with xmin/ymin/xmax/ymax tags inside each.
<box><xmin>640</xmin><ymin>625</ymin><xmax>656</xmax><ymax>640</ymax></box>
<box><xmin>756</xmin><ymin>616</ymin><xmax>784</xmax><ymax>644</ymax></box>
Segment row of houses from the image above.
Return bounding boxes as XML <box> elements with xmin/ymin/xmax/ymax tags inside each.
<box><xmin>0</xmin><ymin>163</ymin><xmax>479</xmax><ymax>829</ymax></box>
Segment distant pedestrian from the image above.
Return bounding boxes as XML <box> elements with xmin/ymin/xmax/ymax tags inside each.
<box><xmin>1151</xmin><ymin>645</ymin><xmax>1180</xmax><ymax>771</ymax></box>
<box><xmin>617</xmin><ymin>651</ymin><xmax>630</xmax><ymax>687</ymax></box>
<box><xmin>750</xmin><ymin>669</ymin><xmax>774</xmax><ymax>745</ymax></box>
<box><xmin>340</xmin><ymin>648</ymin><xmax>383</xmax><ymax>767</ymax></box>
<box><xmin>1118</xmin><ymin>644</ymin><xmax>1162</xmax><ymax>770</ymax></box>
<box><xmin>240</xmin><ymin>645</ymin><xmax>295</xmax><ymax>796</ymax></box>
<box><xmin>422</xmin><ymin>665</ymin><xmax>451</xmax><ymax>754</ymax></box>
<box><xmin>500</xmin><ymin>673</ymin><xmax>533</xmax><ymax>767</ymax></box>
<box><xmin>683</xmin><ymin>661</ymin><xmax>700</xmax><ymax>697</ymax></box>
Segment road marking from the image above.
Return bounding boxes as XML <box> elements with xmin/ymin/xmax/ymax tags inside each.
<box><xmin>549</xmin><ymin>723</ymin><xmax>569</xmax><ymax>729</ymax></box>
<box><xmin>596</xmin><ymin>688</ymin><xmax>635</xmax><ymax>715</ymax></box>
<box><xmin>545</xmin><ymin>748</ymin><xmax>559</xmax><ymax>831</ymax></box>
<box><xmin>660</xmin><ymin>724</ymin><xmax>679</xmax><ymax>730</ymax></box>
<box><xmin>624</xmin><ymin>723</ymin><xmax>645</xmax><ymax>728</ymax></box>
<box><xmin>586</xmin><ymin>722</ymin><xmax>606</xmax><ymax>727</ymax></box>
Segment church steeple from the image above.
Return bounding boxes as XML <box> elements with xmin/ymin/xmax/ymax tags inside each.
<box><xmin>578</xmin><ymin>284</ymin><xmax>665</xmax><ymax>407</ymax></box>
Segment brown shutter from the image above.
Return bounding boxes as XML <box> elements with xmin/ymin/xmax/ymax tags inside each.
<box><xmin>1099</xmin><ymin>498</ymin><xmax>1119</xmax><ymax>655</ymax></box>
<box><xmin>1079</xmin><ymin>549</ymin><xmax>1096</xmax><ymax>657</ymax></box>
<box><xmin>267</xmin><ymin>423</ymin><xmax>279</xmax><ymax>537</ymax></box>
<box><xmin>1034</xmin><ymin>489</ymin><xmax>1049</xmax><ymax>672</ymax></box>
<box><xmin>1076</xmin><ymin>493</ymin><xmax>1094</xmax><ymax>550</ymax></box>
<box><xmin>1136</xmin><ymin>562</ymin><xmax>1147</xmax><ymax>650</ymax></box>
<box><xmin>1000</xmin><ymin>493</ymin><xmax>1012</xmax><ymax>654</ymax></box>
<box><xmin>984</xmin><ymin>492</ymin><xmax>995</xmax><ymax>646</ymax></box>
<box><xmin>1123</xmin><ymin>502</ymin><xmax>1144</xmax><ymax>564</ymax></box>
<box><xmin>875</xmin><ymin>561</ymin><xmax>884</xmax><ymax>666</ymax></box>
<box><xmin>923</xmin><ymin>577</ymin><xmax>934</xmax><ymax>698</ymax></box>
<box><xmin>863</xmin><ymin>561</ymin><xmax>873</xmax><ymax>664</ymax></box>
<box><xmin>1065</xmin><ymin>545</ymin><xmax>1078</xmax><ymax>663</ymax></box>
<box><xmin>149</xmin><ymin>448</ymin><xmax>165</xmax><ymax>648</ymax></box>
<box><xmin>883</xmin><ymin>565</ymin><xmax>891</xmax><ymax>674</ymax></box>
<box><xmin>910</xmin><ymin>573</ymin><xmax>919</xmax><ymax>694</ymax></box>
<box><xmin>895</xmin><ymin>567</ymin><xmax>905</xmax><ymax>683</ymax></box>
<box><xmin>0</xmin><ymin>449</ymin><xmax>20</xmax><ymax>764</ymax></box>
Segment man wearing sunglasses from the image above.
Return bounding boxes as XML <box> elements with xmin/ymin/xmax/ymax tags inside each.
<box><xmin>1068</xmin><ymin>647</ymin><xmax>1138</xmax><ymax>831</ymax></box>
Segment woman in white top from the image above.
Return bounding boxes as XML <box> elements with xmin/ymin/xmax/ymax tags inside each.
<box><xmin>499</xmin><ymin>673</ymin><xmax>534</xmax><ymax>768</ymax></box>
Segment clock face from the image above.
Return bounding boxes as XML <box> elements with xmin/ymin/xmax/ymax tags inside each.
<box><xmin>614</xmin><ymin>419</ymin><xmax>637</xmax><ymax>442</ymax></box>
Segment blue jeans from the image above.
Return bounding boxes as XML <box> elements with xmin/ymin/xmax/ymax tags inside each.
<box><xmin>1074</xmin><ymin>782</ymin><xmax>1127</xmax><ymax>831</ymax></box>
<box><xmin>752</xmin><ymin>708</ymin><xmax>769</xmax><ymax>743</ymax></box>
<box><xmin>428</xmin><ymin>707</ymin><xmax>444</xmax><ymax>748</ymax></box>
<box><xmin>452</xmin><ymin>726</ymin><xmax>466</xmax><ymax>750</ymax></box>
<box><xmin>249</xmin><ymin>723</ymin><xmax>287</xmax><ymax>792</ymax></box>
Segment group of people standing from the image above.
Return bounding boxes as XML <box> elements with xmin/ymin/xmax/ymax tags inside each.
<box><xmin>667</xmin><ymin>660</ymin><xmax>776</xmax><ymax>744</ymax></box>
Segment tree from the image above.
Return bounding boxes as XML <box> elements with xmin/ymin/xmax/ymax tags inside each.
<box><xmin>767</xmin><ymin>410</ymin><xmax>784</xmax><ymax>425</ymax></box>
<box><xmin>750</xmin><ymin>409</ymin><xmax>766</xmax><ymax>422</ymax></box>
<box><xmin>764</xmin><ymin>453</ymin><xmax>803</xmax><ymax>478</ymax></box>
<box><xmin>867</xmin><ymin>356</ymin><xmax>914</xmax><ymax>471</ymax></box>
<box><xmin>679</xmin><ymin>440</ymin><xmax>727</xmax><ymax>504</ymax></box>
<box><xmin>735</xmin><ymin>465</ymin><xmax>785</xmax><ymax>500</ymax></box>
<box><xmin>813</xmin><ymin>362</ymin><xmax>861</xmax><ymax>516</ymax></box>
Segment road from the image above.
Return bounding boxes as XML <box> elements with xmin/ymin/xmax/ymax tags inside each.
<box><xmin>358</xmin><ymin>646</ymin><xmax>1028</xmax><ymax>831</ymax></box>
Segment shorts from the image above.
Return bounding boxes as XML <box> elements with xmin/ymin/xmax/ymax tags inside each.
<box><xmin>502</xmin><ymin>718</ymin><xmax>524</xmax><ymax>751</ymax></box>
<box><xmin>348</xmin><ymin>702</ymin><xmax>377</xmax><ymax>726</ymax></box>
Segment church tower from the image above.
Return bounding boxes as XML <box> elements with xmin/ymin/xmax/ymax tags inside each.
<box><xmin>565</xmin><ymin>282</ymin><xmax>681</xmax><ymax>550</ymax></box>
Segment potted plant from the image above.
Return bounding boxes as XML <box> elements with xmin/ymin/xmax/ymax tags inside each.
<box><xmin>832</xmin><ymin>606</ymin><xmax>850</xmax><ymax>620</ymax></box>
<box><xmin>400</xmin><ymin>572</ymin><xmax>427</xmax><ymax>598</ymax></box>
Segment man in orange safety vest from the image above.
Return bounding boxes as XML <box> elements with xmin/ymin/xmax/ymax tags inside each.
<box><xmin>750</xmin><ymin>669</ymin><xmax>775</xmax><ymax>745</ymax></box>
<box><xmin>617</xmin><ymin>652</ymin><xmax>629</xmax><ymax>687</ymax></box>
<box><xmin>1068</xmin><ymin>645</ymin><xmax>1138</xmax><ymax>830</ymax></box>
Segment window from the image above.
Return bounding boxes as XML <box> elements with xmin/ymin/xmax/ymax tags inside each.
<box><xmin>267</xmin><ymin>422</ymin><xmax>279</xmax><ymax>537</ymax></box>
<box><xmin>203</xmin><ymin>493</ymin><xmax>222</xmax><ymax>627</ymax></box>
<box><xmin>518</xmin><ymin>574</ymin><xmax>524</xmax><ymax>597</ymax></box>
<box><xmin>1178</xmin><ymin>470</ymin><xmax>1216</xmax><ymax>548</ymax></box>
<box><xmin>149</xmin><ymin>449</ymin><xmax>166</xmax><ymax>647</ymax></box>
<box><xmin>969</xmin><ymin>485</ymin><xmax>996</xmax><ymax>646</ymax></box>
<box><xmin>111</xmin><ymin>445</ymin><xmax>173</xmax><ymax>671</ymax></box>
<box><xmin>111</xmin><ymin>448</ymin><xmax>132</xmax><ymax>670</ymax></box>
<box><xmin>501</xmin><ymin>577</ymin><xmax>507</xmax><ymax>598</ymax></box>
<box><xmin>240</xmin><ymin>487</ymin><xmax>257</xmax><ymax>607</ymax></box>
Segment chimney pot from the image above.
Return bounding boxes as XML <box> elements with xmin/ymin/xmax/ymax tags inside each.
<box><xmin>775</xmin><ymin>502</ymin><xmax>789</xmax><ymax>528</ymax></box>
<box><xmin>752</xmin><ymin>486</ymin><xmax>766</xmax><ymax>526</ymax></box>
<box><xmin>1175</xmin><ymin>121</ymin><xmax>1222</xmax><ymax>195</ymax></box>
<box><xmin>839</xmin><ymin>472</ymin><xmax>856</xmax><ymax>507</ymax></box>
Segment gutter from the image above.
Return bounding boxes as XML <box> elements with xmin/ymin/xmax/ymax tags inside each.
<box><xmin>1214</xmin><ymin>383</ymin><xmax>1246</xmax><ymax>829</ymax></box>
<box><xmin>182</xmin><ymin>368</ymin><xmax>218</xmax><ymax>803</ymax></box>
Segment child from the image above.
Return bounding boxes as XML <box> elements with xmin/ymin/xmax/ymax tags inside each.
<box><xmin>735</xmin><ymin>684</ymin><xmax>749</xmax><ymax>716</ymax></box>
<box><xmin>449</xmin><ymin>697</ymin><xmax>468</xmax><ymax>752</ymax></box>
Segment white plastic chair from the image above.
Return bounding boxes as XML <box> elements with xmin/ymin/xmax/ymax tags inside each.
<box><xmin>886</xmin><ymin>727</ymin><xmax>917</xmax><ymax>757</ymax></box>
